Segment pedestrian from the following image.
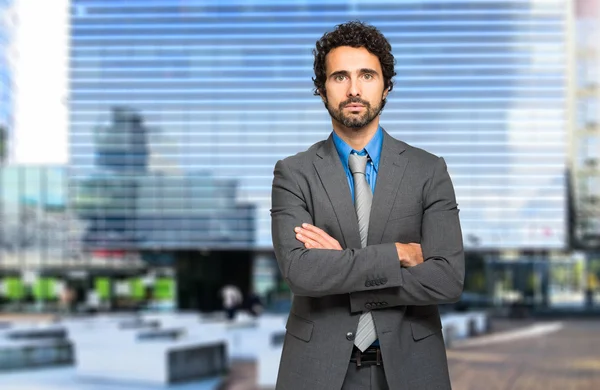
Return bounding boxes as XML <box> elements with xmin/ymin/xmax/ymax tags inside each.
<box><xmin>270</xmin><ymin>21</ymin><xmax>465</xmax><ymax>390</ymax></box>
<box><xmin>220</xmin><ymin>284</ymin><xmax>242</xmax><ymax>321</ymax></box>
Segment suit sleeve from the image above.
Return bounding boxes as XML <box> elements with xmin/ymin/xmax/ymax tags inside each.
<box><xmin>270</xmin><ymin>158</ymin><xmax>403</xmax><ymax>298</ymax></box>
<box><xmin>349</xmin><ymin>157</ymin><xmax>465</xmax><ymax>312</ymax></box>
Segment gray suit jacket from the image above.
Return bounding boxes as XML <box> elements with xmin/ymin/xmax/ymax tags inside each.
<box><xmin>270</xmin><ymin>129</ymin><xmax>464</xmax><ymax>390</ymax></box>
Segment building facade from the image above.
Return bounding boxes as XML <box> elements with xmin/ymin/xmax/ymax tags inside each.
<box><xmin>0</xmin><ymin>166</ymin><xmax>69</xmax><ymax>270</ymax></box>
<box><xmin>69</xmin><ymin>0</ymin><xmax>570</xmax><ymax>310</ymax></box>
<box><xmin>70</xmin><ymin>0</ymin><xmax>569</xmax><ymax>251</ymax></box>
<box><xmin>570</xmin><ymin>0</ymin><xmax>600</xmax><ymax>308</ymax></box>
<box><xmin>572</xmin><ymin>0</ymin><xmax>600</xmax><ymax>249</ymax></box>
<box><xmin>70</xmin><ymin>106</ymin><xmax>255</xmax><ymax>251</ymax></box>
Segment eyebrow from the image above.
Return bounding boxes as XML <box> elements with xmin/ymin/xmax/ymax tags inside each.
<box><xmin>329</xmin><ymin>68</ymin><xmax>380</xmax><ymax>78</ymax></box>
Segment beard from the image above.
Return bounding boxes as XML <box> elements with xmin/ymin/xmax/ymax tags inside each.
<box><xmin>325</xmin><ymin>96</ymin><xmax>385</xmax><ymax>129</ymax></box>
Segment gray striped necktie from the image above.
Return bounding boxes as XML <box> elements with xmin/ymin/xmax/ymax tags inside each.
<box><xmin>349</xmin><ymin>152</ymin><xmax>377</xmax><ymax>352</ymax></box>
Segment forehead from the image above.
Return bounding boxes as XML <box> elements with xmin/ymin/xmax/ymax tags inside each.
<box><xmin>325</xmin><ymin>46</ymin><xmax>382</xmax><ymax>75</ymax></box>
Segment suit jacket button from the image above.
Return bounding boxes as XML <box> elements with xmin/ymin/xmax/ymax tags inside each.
<box><xmin>382</xmin><ymin>278</ymin><xmax>387</xmax><ymax>284</ymax></box>
<box><xmin>365</xmin><ymin>281</ymin><xmax>372</xmax><ymax>287</ymax></box>
<box><xmin>346</xmin><ymin>332</ymin><xmax>355</xmax><ymax>341</ymax></box>
<box><xmin>376</xmin><ymin>302</ymin><xmax>382</xmax><ymax>307</ymax></box>
<box><xmin>365</xmin><ymin>303</ymin><xmax>372</xmax><ymax>310</ymax></box>
<box><xmin>382</xmin><ymin>302</ymin><xmax>388</xmax><ymax>306</ymax></box>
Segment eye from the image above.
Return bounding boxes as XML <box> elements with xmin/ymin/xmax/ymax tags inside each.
<box><xmin>363</xmin><ymin>73</ymin><xmax>373</xmax><ymax>80</ymax></box>
<box><xmin>334</xmin><ymin>74</ymin><xmax>346</xmax><ymax>82</ymax></box>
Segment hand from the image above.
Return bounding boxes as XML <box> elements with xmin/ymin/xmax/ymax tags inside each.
<box><xmin>395</xmin><ymin>243</ymin><xmax>423</xmax><ymax>267</ymax></box>
<box><xmin>294</xmin><ymin>223</ymin><xmax>343</xmax><ymax>250</ymax></box>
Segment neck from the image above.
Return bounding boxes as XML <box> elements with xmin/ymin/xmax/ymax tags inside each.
<box><xmin>332</xmin><ymin>118</ymin><xmax>380</xmax><ymax>151</ymax></box>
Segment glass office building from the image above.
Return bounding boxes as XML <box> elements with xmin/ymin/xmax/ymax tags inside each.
<box><xmin>0</xmin><ymin>166</ymin><xmax>69</xmax><ymax>270</ymax></box>
<box><xmin>70</xmin><ymin>106</ymin><xmax>255</xmax><ymax>250</ymax></box>
<box><xmin>70</xmin><ymin>0</ymin><xmax>569</xmax><ymax>252</ymax></box>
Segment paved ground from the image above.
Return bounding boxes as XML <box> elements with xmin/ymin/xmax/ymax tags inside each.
<box><xmin>1</xmin><ymin>318</ymin><xmax>598</xmax><ymax>389</ymax></box>
<box><xmin>221</xmin><ymin>319</ymin><xmax>600</xmax><ymax>390</ymax></box>
<box><xmin>448</xmin><ymin>320</ymin><xmax>600</xmax><ymax>390</ymax></box>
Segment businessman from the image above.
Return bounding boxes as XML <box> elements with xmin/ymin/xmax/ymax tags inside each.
<box><xmin>270</xmin><ymin>21</ymin><xmax>464</xmax><ymax>390</ymax></box>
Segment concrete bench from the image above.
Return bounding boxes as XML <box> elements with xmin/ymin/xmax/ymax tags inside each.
<box><xmin>75</xmin><ymin>338</ymin><xmax>228</xmax><ymax>385</ymax></box>
<box><xmin>118</xmin><ymin>319</ymin><xmax>160</xmax><ymax>330</ymax></box>
<box><xmin>136</xmin><ymin>328</ymin><xmax>185</xmax><ymax>341</ymax></box>
<box><xmin>441</xmin><ymin>311</ymin><xmax>489</xmax><ymax>347</ymax></box>
<box><xmin>0</xmin><ymin>339</ymin><xmax>73</xmax><ymax>370</ymax></box>
<box><xmin>6</xmin><ymin>328</ymin><xmax>67</xmax><ymax>341</ymax></box>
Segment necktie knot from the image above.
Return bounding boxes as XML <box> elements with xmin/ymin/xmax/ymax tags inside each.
<box><xmin>348</xmin><ymin>153</ymin><xmax>368</xmax><ymax>175</ymax></box>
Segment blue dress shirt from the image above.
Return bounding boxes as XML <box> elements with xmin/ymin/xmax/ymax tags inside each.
<box><xmin>332</xmin><ymin>126</ymin><xmax>382</xmax><ymax>200</ymax></box>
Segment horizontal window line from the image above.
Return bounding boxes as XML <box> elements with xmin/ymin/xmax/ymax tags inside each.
<box><xmin>70</xmin><ymin>98</ymin><xmax>566</xmax><ymax>104</ymax></box>
<box><xmin>455</xmin><ymin>186</ymin><xmax>565</xmax><ymax>190</ymax></box>
<box><xmin>71</xmin><ymin>32</ymin><xmax>564</xmax><ymax>41</ymax></box>
<box><xmin>457</xmin><ymin>196</ymin><xmax>564</xmax><ymax>200</ymax></box>
<box><xmin>72</xmin><ymin>20</ymin><xmax>566</xmax><ymax>31</ymax></box>
<box><xmin>459</xmin><ymin>219</ymin><xmax>564</xmax><ymax>222</ymax></box>
<box><xmin>71</xmin><ymin>53</ymin><xmax>564</xmax><ymax>62</ymax></box>
<box><xmin>71</xmin><ymin>42</ymin><xmax>566</xmax><ymax>51</ymax></box>
<box><xmin>451</xmin><ymin>174</ymin><xmax>564</xmax><ymax>178</ymax></box>
<box><xmin>70</xmin><ymin>121</ymin><xmax>565</xmax><ymax>126</ymax></box>
<box><xmin>65</xmin><ymin>160</ymin><xmax>567</xmax><ymax>169</ymax></box>
<box><xmin>66</xmin><ymin>172</ymin><xmax>564</xmax><ymax>179</ymax></box>
<box><xmin>70</xmin><ymin>65</ymin><xmax>566</xmax><ymax>72</ymax></box>
<box><xmin>74</xmin><ymin>0</ymin><xmax>563</xmax><ymax>10</ymax></box>
<box><xmin>72</xmin><ymin>87</ymin><xmax>566</xmax><ymax>94</ymax></box>
<box><xmin>72</xmin><ymin>4</ymin><xmax>562</xmax><ymax>17</ymax></box>
<box><xmin>71</xmin><ymin>9</ymin><xmax>564</xmax><ymax>20</ymax></box>
<box><xmin>71</xmin><ymin>75</ymin><xmax>564</xmax><ymax>83</ymax></box>
<box><xmin>69</xmin><ymin>108</ymin><xmax>564</xmax><ymax>114</ymax></box>
<box><xmin>64</xmin><ymin>185</ymin><xmax>567</xmax><ymax>191</ymax></box>
<box><xmin>68</xmin><ymin>141</ymin><xmax>566</xmax><ymax>146</ymax></box>
<box><xmin>61</xmin><ymin>153</ymin><xmax>575</xmax><ymax>160</ymax></box>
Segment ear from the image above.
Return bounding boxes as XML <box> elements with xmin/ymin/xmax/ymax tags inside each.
<box><xmin>382</xmin><ymin>86</ymin><xmax>390</xmax><ymax>100</ymax></box>
<box><xmin>320</xmin><ymin>90</ymin><xmax>327</xmax><ymax>103</ymax></box>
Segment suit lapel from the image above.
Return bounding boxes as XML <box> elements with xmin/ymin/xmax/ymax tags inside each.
<box><xmin>313</xmin><ymin>130</ymin><xmax>409</xmax><ymax>249</ymax></box>
<box><xmin>314</xmin><ymin>135</ymin><xmax>362</xmax><ymax>249</ymax></box>
<box><xmin>368</xmin><ymin>130</ymin><xmax>408</xmax><ymax>246</ymax></box>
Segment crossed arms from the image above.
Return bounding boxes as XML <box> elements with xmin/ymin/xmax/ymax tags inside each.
<box><xmin>270</xmin><ymin>156</ymin><xmax>465</xmax><ymax>308</ymax></box>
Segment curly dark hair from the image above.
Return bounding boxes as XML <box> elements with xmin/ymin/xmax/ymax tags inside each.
<box><xmin>312</xmin><ymin>21</ymin><xmax>396</xmax><ymax>97</ymax></box>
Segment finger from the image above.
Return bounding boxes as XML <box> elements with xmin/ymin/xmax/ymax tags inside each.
<box><xmin>311</xmin><ymin>233</ymin><xmax>340</xmax><ymax>250</ymax></box>
<box><xmin>297</xmin><ymin>228</ymin><xmax>328</xmax><ymax>246</ymax></box>
<box><xmin>297</xmin><ymin>229</ymin><xmax>339</xmax><ymax>250</ymax></box>
<box><xmin>302</xmin><ymin>224</ymin><xmax>339</xmax><ymax>247</ymax></box>
<box><xmin>296</xmin><ymin>233</ymin><xmax>322</xmax><ymax>249</ymax></box>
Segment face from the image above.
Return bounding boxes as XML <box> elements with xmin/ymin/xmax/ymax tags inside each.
<box><xmin>321</xmin><ymin>46</ymin><xmax>389</xmax><ymax>129</ymax></box>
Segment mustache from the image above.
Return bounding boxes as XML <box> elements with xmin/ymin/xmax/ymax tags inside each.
<box><xmin>339</xmin><ymin>98</ymin><xmax>370</xmax><ymax>109</ymax></box>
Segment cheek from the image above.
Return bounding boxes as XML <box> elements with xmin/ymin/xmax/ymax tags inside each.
<box><xmin>324</xmin><ymin>84</ymin><xmax>345</xmax><ymax>103</ymax></box>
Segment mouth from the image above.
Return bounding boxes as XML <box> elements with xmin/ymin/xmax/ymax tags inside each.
<box><xmin>345</xmin><ymin>104</ymin><xmax>365</xmax><ymax>109</ymax></box>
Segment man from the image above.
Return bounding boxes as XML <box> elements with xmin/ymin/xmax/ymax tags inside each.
<box><xmin>270</xmin><ymin>21</ymin><xmax>464</xmax><ymax>390</ymax></box>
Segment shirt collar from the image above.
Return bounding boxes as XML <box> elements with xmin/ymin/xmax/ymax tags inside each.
<box><xmin>332</xmin><ymin>126</ymin><xmax>383</xmax><ymax>174</ymax></box>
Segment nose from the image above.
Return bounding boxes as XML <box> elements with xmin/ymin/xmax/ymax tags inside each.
<box><xmin>347</xmin><ymin>78</ymin><xmax>361</xmax><ymax>97</ymax></box>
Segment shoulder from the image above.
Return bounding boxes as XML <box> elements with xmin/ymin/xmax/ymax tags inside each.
<box><xmin>383</xmin><ymin>132</ymin><xmax>451</xmax><ymax>184</ymax></box>
<box><xmin>386</xmin><ymin>133</ymin><xmax>442</xmax><ymax>168</ymax></box>
<box><xmin>275</xmin><ymin>139</ymin><xmax>326</xmax><ymax>172</ymax></box>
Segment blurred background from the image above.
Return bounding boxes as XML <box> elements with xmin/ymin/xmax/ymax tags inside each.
<box><xmin>0</xmin><ymin>0</ymin><xmax>598</xmax><ymax>389</ymax></box>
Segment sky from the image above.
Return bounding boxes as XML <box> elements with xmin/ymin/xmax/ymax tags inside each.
<box><xmin>11</xmin><ymin>0</ymin><xmax>69</xmax><ymax>165</ymax></box>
